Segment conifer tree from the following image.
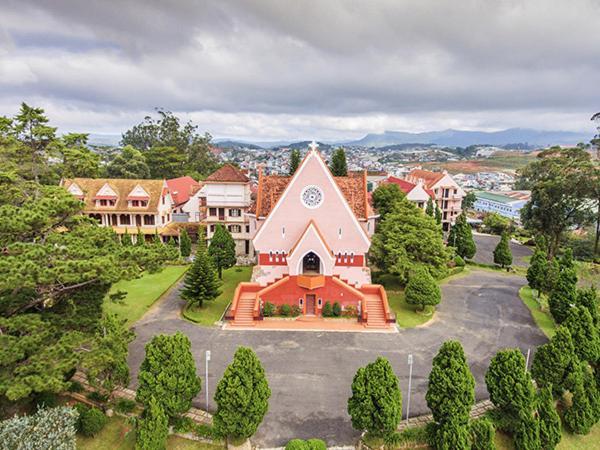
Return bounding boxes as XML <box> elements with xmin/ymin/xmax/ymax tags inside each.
<box><xmin>485</xmin><ymin>349</ymin><xmax>537</xmax><ymax>436</ymax></box>
<box><xmin>537</xmin><ymin>386</ymin><xmax>561</xmax><ymax>450</ymax></box>
<box><xmin>543</xmin><ymin>257</ymin><xmax>560</xmax><ymax>296</ymax></box>
<box><xmin>289</xmin><ymin>149</ymin><xmax>301</xmax><ymax>175</ymax></box>
<box><xmin>513</xmin><ymin>417</ymin><xmax>541</xmax><ymax>450</ymax></box>
<box><xmin>527</xmin><ymin>245</ymin><xmax>548</xmax><ymax>298</ymax></box>
<box><xmin>564</xmin><ymin>305</ymin><xmax>600</xmax><ymax>363</ymax></box>
<box><xmin>136</xmin><ymin>396</ymin><xmax>168</xmax><ymax>450</ymax></box>
<box><xmin>136</xmin><ymin>332</ymin><xmax>201</xmax><ymax>418</ymax></box>
<box><xmin>469</xmin><ymin>417</ymin><xmax>495</xmax><ymax>450</ymax></box>
<box><xmin>548</xmin><ymin>262</ymin><xmax>578</xmax><ymax>324</ymax></box>
<box><xmin>135</xmin><ymin>228</ymin><xmax>145</xmax><ymax>246</ymax></box>
<box><xmin>583</xmin><ymin>364</ymin><xmax>600</xmax><ymax>423</ymax></box>
<box><xmin>493</xmin><ymin>232</ymin><xmax>512</xmax><ymax>269</ymax></box>
<box><xmin>179</xmin><ymin>228</ymin><xmax>192</xmax><ymax>257</ymax></box>
<box><xmin>447</xmin><ymin>212</ymin><xmax>476</xmax><ymax>259</ymax></box>
<box><xmin>214</xmin><ymin>347</ymin><xmax>271</xmax><ymax>440</ymax></box>
<box><xmin>121</xmin><ymin>230</ymin><xmax>132</xmax><ymax>246</ymax></box>
<box><xmin>564</xmin><ymin>362</ymin><xmax>595</xmax><ymax>435</ymax></box>
<box><xmin>577</xmin><ymin>287</ymin><xmax>599</xmax><ymax>327</ymax></box>
<box><xmin>530</xmin><ymin>326</ymin><xmax>576</xmax><ymax>397</ymax></box>
<box><xmin>153</xmin><ymin>230</ymin><xmax>162</xmax><ymax>244</ymax></box>
<box><xmin>435</xmin><ymin>206</ymin><xmax>442</xmax><ymax>225</ymax></box>
<box><xmin>426</xmin><ymin>341</ymin><xmax>475</xmax><ymax>450</ymax></box>
<box><xmin>329</xmin><ymin>147</ymin><xmax>348</xmax><ymax>176</ymax></box>
<box><xmin>208</xmin><ymin>224</ymin><xmax>236</xmax><ymax>278</ymax></box>
<box><xmin>180</xmin><ymin>241</ymin><xmax>221</xmax><ymax>308</ymax></box>
<box><xmin>405</xmin><ymin>266</ymin><xmax>441</xmax><ymax>311</ymax></box>
<box><xmin>425</xmin><ymin>197</ymin><xmax>435</xmax><ymax>217</ymax></box>
<box><xmin>347</xmin><ymin>356</ymin><xmax>402</xmax><ymax>437</ymax></box>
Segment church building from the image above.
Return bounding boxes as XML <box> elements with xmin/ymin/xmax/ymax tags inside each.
<box><xmin>228</xmin><ymin>143</ymin><xmax>393</xmax><ymax>328</ymax></box>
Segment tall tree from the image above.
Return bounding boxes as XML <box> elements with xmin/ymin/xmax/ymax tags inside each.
<box><xmin>208</xmin><ymin>224</ymin><xmax>236</xmax><ymax>278</ymax></box>
<box><xmin>527</xmin><ymin>242</ymin><xmax>549</xmax><ymax>298</ymax></box>
<box><xmin>347</xmin><ymin>357</ymin><xmax>402</xmax><ymax>437</ymax></box>
<box><xmin>493</xmin><ymin>232</ymin><xmax>513</xmax><ymax>269</ymax></box>
<box><xmin>536</xmin><ymin>386</ymin><xmax>562</xmax><ymax>450</ymax></box>
<box><xmin>145</xmin><ymin>145</ymin><xmax>186</xmax><ymax>179</ymax></box>
<box><xmin>563</xmin><ymin>362</ymin><xmax>596</xmax><ymax>435</ymax></box>
<box><xmin>214</xmin><ymin>347</ymin><xmax>271</xmax><ymax>440</ymax></box>
<box><xmin>289</xmin><ymin>149</ymin><xmax>301</xmax><ymax>175</ymax></box>
<box><xmin>404</xmin><ymin>266</ymin><xmax>441</xmax><ymax>311</ymax></box>
<box><xmin>56</xmin><ymin>133</ymin><xmax>102</xmax><ymax>179</ymax></box>
<box><xmin>136</xmin><ymin>396</ymin><xmax>168</xmax><ymax>450</ymax></box>
<box><xmin>136</xmin><ymin>332</ymin><xmax>201</xmax><ymax>418</ymax></box>
<box><xmin>372</xmin><ymin>183</ymin><xmax>405</xmax><ymax>219</ymax></box>
<box><xmin>519</xmin><ymin>146</ymin><xmax>595</xmax><ymax>258</ymax></box>
<box><xmin>448</xmin><ymin>212</ymin><xmax>476</xmax><ymax>260</ymax></box>
<box><xmin>462</xmin><ymin>191</ymin><xmax>476</xmax><ymax>210</ymax></box>
<box><xmin>577</xmin><ymin>287</ymin><xmax>599</xmax><ymax>327</ymax></box>
<box><xmin>329</xmin><ymin>147</ymin><xmax>348</xmax><ymax>176</ymax></box>
<box><xmin>425</xmin><ymin>197</ymin><xmax>435</xmax><ymax>217</ymax></box>
<box><xmin>180</xmin><ymin>242</ymin><xmax>221</xmax><ymax>308</ymax></box>
<box><xmin>179</xmin><ymin>228</ymin><xmax>192</xmax><ymax>257</ymax></box>
<box><xmin>106</xmin><ymin>145</ymin><xmax>150</xmax><ymax>179</ymax></box>
<box><xmin>435</xmin><ymin>205</ymin><xmax>443</xmax><ymax>225</ymax></box>
<box><xmin>426</xmin><ymin>341</ymin><xmax>475</xmax><ymax>450</ymax></box>
<box><xmin>564</xmin><ymin>305</ymin><xmax>600</xmax><ymax>363</ymax></box>
<box><xmin>548</xmin><ymin>250</ymin><xmax>578</xmax><ymax>324</ymax></box>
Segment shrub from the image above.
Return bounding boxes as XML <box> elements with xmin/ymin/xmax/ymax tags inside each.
<box><xmin>136</xmin><ymin>397</ymin><xmax>168</xmax><ymax>450</ymax></box>
<box><xmin>530</xmin><ymin>326</ymin><xmax>576</xmax><ymax>396</ymax></box>
<box><xmin>454</xmin><ymin>255</ymin><xmax>465</xmax><ymax>267</ymax></box>
<box><xmin>564</xmin><ymin>305</ymin><xmax>600</xmax><ymax>363</ymax></box>
<box><xmin>306</xmin><ymin>438</ymin><xmax>327</xmax><ymax>450</ymax></box>
<box><xmin>332</xmin><ymin>302</ymin><xmax>342</xmax><ymax>317</ymax></box>
<box><xmin>469</xmin><ymin>418</ymin><xmax>495</xmax><ymax>450</ymax></box>
<box><xmin>285</xmin><ymin>438</ymin><xmax>309</xmax><ymax>450</ymax></box>
<box><xmin>279</xmin><ymin>304</ymin><xmax>292</xmax><ymax>317</ymax></box>
<box><xmin>68</xmin><ymin>381</ymin><xmax>84</xmax><ymax>393</ymax></box>
<box><xmin>263</xmin><ymin>302</ymin><xmax>276</xmax><ymax>317</ymax></box>
<box><xmin>172</xmin><ymin>415</ymin><xmax>195</xmax><ymax>433</ymax></box>
<box><xmin>214</xmin><ymin>347</ymin><xmax>271</xmax><ymax>439</ymax></box>
<box><xmin>0</xmin><ymin>406</ymin><xmax>78</xmax><ymax>449</ymax></box>
<box><xmin>87</xmin><ymin>391</ymin><xmax>109</xmax><ymax>403</ymax></box>
<box><xmin>493</xmin><ymin>232</ymin><xmax>512</xmax><ymax>269</ymax></box>
<box><xmin>448</xmin><ymin>212</ymin><xmax>476</xmax><ymax>259</ymax></box>
<box><xmin>79</xmin><ymin>407</ymin><xmax>107</xmax><ymax>437</ymax></box>
<box><xmin>136</xmin><ymin>332</ymin><xmax>201</xmax><ymax>418</ymax></box>
<box><xmin>513</xmin><ymin>417</ymin><xmax>541</xmax><ymax>450</ymax></box>
<box><xmin>343</xmin><ymin>305</ymin><xmax>358</xmax><ymax>318</ymax></box>
<box><xmin>115</xmin><ymin>398</ymin><xmax>137</xmax><ymax>414</ymax></box>
<box><xmin>405</xmin><ymin>267</ymin><xmax>441</xmax><ymax>311</ymax></box>
<box><xmin>34</xmin><ymin>391</ymin><xmax>58</xmax><ymax>408</ymax></box>
<box><xmin>322</xmin><ymin>301</ymin><xmax>333</xmax><ymax>317</ymax></box>
<box><xmin>537</xmin><ymin>386</ymin><xmax>561</xmax><ymax>450</ymax></box>
<box><xmin>291</xmin><ymin>305</ymin><xmax>302</xmax><ymax>317</ymax></box>
<box><xmin>348</xmin><ymin>357</ymin><xmax>402</xmax><ymax>436</ymax></box>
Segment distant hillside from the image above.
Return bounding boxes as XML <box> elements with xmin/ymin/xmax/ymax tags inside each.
<box><xmin>346</xmin><ymin>128</ymin><xmax>592</xmax><ymax>148</ymax></box>
<box><xmin>213</xmin><ymin>140</ymin><xmax>264</xmax><ymax>150</ymax></box>
<box><xmin>272</xmin><ymin>141</ymin><xmax>335</xmax><ymax>152</ymax></box>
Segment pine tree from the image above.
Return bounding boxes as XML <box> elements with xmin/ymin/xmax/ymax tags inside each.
<box><xmin>208</xmin><ymin>224</ymin><xmax>236</xmax><ymax>278</ymax></box>
<box><xmin>135</xmin><ymin>228</ymin><xmax>145</xmax><ymax>246</ymax></box>
<box><xmin>214</xmin><ymin>347</ymin><xmax>271</xmax><ymax>440</ymax></box>
<box><xmin>527</xmin><ymin>245</ymin><xmax>548</xmax><ymax>298</ymax></box>
<box><xmin>448</xmin><ymin>212</ymin><xmax>476</xmax><ymax>259</ymax></box>
<box><xmin>136</xmin><ymin>396</ymin><xmax>168</xmax><ymax>450</ymax></box>
<box><xmin>530</xmin><ymin>326</ymin><xmax>576</xmax><ymax>397</ymax></box>
<box><xmin>583</xmin><ymin>363</ymin><xmax>600</xmax><ymax>423</ymax></box>
<box><xmin>426</xmin><ymin>341</ymin><xmax>475</xmax><ymax>450</ymax></box>
<box><xmin>577</xmin><ymin>287</ymin><xmax>599</xmax><ymax>327</ymax></box>
<box><xmin>564</xmin><ymin>305</ymin><xmax>600</xmax><ymax>363</ymax></box>
<box><xmin>347</xmin><ymin>357</ymin><xmax>402</xmax><ymax>437</ymax></box>
<box><xmin>485</xmin><ymin>349</ymin><xmax>537</xmax><ymax>435</ymax></box>
<box><xmin>513</xmin><ymin>417</ymin><xmax>541</xmax><ymax>450</ymax></box>
<box><xmin>121</xmin><ymin>230</ymin><xmax>132</xmax><ymax>246</ymax></box>
<box><xmin>493</xmin><ymin>232</ymin><xmax>512</xmax><ymax>269</ymax></box>
<box><xmin>564</xmin><ymin>362</ymin><xmax>595</xmax><ymax>435</ymax></box>
<box><xmin>425</xmin><ymin>197</ymin><xmax>435</xmax><ymax>217</ymax></box>
<box><xmin>153</xmin><ymin>230</ymin><xmax>162</xmax><ymax>244</ymax></box>
<box><xmin>543</xmin><ymin>257</ymin><xmax>560</xmax><ymax>296</ymax></box>
<box><xmin>289</xmin><ymin>149</ymin><xmax>301</xmax><ymax>175</ymax></box>
<box><xmin>179</xmin><ymin>228</ymin><xmax>192</xmax><ymax>257</ymax></box>
<box><xmin>548</xmin><ymin>264</ymin><xmax>578</xmax><ymax>324</ymax></box>
<box><xmin>329</xmin><ymin>147</ymin><xmax>348</xmax><ymax>176</ymax></box>
<box><xmin>180</xmin><ymin>242</ymin><xmax>221</xmax><ymax>308</ymax></box>
<box><xmin>537</xmin><ymin>386</ymin><xmax>561</xmax><ymax>450</ymax></box>
<box><xmin>469</xmin><ymin>417</ymin><xmax>495</xmax><ymax>450</ymax></box>
<box><xmin>136</xmin><ymin>332</ymin><xmax>201</xmax><ymax>418</ymax></box>
<box><xmin>405</xmin><ymin>266</ymin><xmax>441</xmax><ymax>311</ymax></box>
<box><xmin>435</xmin><ymin>205</ymin><xmax>442</xmax><ymax>225</ymax></box>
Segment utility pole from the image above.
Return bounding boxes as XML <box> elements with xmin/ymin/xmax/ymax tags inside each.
<box><xmin>406</xmin><ymin>354</ymin><xmax>413</xmax><ymax>423</ymax></box>
<box><xmin>205</xmin><ymin>350</ymin><xmax>211</xmax><ymax>411</ymax></box>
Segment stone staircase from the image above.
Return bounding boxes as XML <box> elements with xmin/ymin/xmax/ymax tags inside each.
<box><xmin>365</xmin><ymin>293</ymin><xmax>387</xmax><ymax>328</ymax></box>
<box><xmin>231</xmin><ymin>293</ymin><xmax>256</xmax><ymax>327</ymax></box>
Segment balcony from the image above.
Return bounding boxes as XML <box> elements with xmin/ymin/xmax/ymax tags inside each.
<box><xmin>297</xmin><ymin>274</ymin><xmax>325</xmax><ymax>290</ymax></box>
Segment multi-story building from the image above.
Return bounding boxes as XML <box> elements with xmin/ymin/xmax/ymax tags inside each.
<box><xmin>473</xmin><ymin>190</ymin><xmax>531</xmax><ymax>223</ymax></box>
<box><xmin>405</xmin><ymin>169</ymin><xmax>465</xmax><ymax>231</ymax></box>
<box><xmin>384</xmin><ymin>176</ymin><xmax>433</xmax><ymax>210</ymax></box>
<box><xmin>196</xmin><ymin>164</ymin><xmax>253</xmax><ymax>256</ymax></box>
<box><xmin>60</xmin><ymin>178</ymin><xmax>176</xmax><ymax>241</ymax></box>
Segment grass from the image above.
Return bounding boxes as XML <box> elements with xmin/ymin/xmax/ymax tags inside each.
<box><xmin>183</xmin><ymin>265</ymin><xmax>253</xmax><ymax>326</ymax></box>
<box><xmin>104</xmin><ymin>265</ymin><xmax>189</xmax><ymax>326</ymax></box>
<box><xmin>576</xmin><ymin>260</ymin><xmax>600</xmax><ymax>288</ymax></box>
<box><xmin>495</xmin><ymin>423</ymin><xmax>600</xmax><ymax>450</ymax></box>
<box><xmin>77</xmin><ymin>416</ymin><xmax>225</xmax><ymax>450</ymax></box>
<box><xmin>518</xmin><ymin>286</ymin><xmax>556</xmax><ymax>338</ymax></box>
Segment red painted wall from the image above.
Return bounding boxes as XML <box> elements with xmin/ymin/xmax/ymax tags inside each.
<box><xmin>334</xmin><ymin>254</ymin><xmax>365</xmax><ymax>267</ymax></box>
<box><xmin>258</xmin><ymin>252</ymin><xmax>288</xmax><ymax>266</ymax></box>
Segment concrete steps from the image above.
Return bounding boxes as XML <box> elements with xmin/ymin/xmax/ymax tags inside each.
<box><xmin>231</xmin><ymin>294</ymin><xmax>256</xmax><ymax>327</ymax></box>
<box><xmin>365</xmin><ymin>294</ymin><xmax>387</xmax><ymax>328</ymax></box>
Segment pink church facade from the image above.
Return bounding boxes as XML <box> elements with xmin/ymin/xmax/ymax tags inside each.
<box><xmin>227</xmin><ymin>144</ymin><xmax>393</xmax><ymax>329</ymax></box>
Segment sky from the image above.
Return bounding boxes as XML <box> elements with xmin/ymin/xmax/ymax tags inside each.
<box><xmin>1</xmin><ymin>0</ymin><xmax>599</xmax><ymax>142</ymax></box>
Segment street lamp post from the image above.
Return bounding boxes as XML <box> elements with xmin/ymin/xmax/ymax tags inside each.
<box><xmin>406</xmin><ymin>354</ymin><xmax>413</xmax><ymax>423</ymax></box>
<box><xmin>205</xmin><ymin>350</ymin><xmax>211</xmax><ymax>411</ymax></box>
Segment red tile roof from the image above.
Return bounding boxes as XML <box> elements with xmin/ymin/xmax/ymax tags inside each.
<box><xmin>166</xmin><ymin>176</ymin><xmax>201</xmax><ymax>206</ymax></box>
<box><xmin>385</xmin><ymin>176</ymin><xmax>434</xmax><ymax>198</ymax></box>
<box><xmin>407</xmin><ymin>169</ymin><xmax>445</xmax><ymax>189</ymax></box>
<box><xmin>205</xmin><ymin>164</ymin><xmax>249</xmax><ymax>183</ymax></box>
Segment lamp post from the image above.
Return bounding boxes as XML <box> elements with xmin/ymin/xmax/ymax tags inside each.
<box><xmin>406</xmin><ymin>354</ymin><xmax>413</xmax><ymax>423</ymax></box>
<box><xmin>205</xmin><ymin>350</ymin><xmax>211</xmax><ymax>411</ymax></box>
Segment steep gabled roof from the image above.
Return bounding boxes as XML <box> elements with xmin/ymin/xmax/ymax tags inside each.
<box><xmin>205</xmin><ymin>164</ymin><xmax>249</xmax><ymax>183</ymax></box>
<box><xmin>287</xmin><ymin>220</ymin><xmax>334</xmax><ymax>257</ymax></box>
<box><xmin>407</xmin><ymin>169</ymin><xmax>445</xmax><ymax>189</ymax></box>
<box><xmin>385</xmin><ymin>176</ymin><xmax>434</xmax><ymax>198</ymax></box>
<box><xmin>166</xmin><ymin>176</ymin><xmax>201</xmax><ymax>206</ymax></box>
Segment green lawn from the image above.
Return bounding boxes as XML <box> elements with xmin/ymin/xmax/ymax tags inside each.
<box><xmin>104</xmin><ymin>265</ymin><xmax>189</xmax><ymax>326</ymax></box>
<box><xmin>518</xmin><ymin>286</ymin><xmax>556</xmax><ymax>338</ymax></box>
<box><xmin>77</xmin><ymin>416</ymin><xmax>224</xmax><ymax>450</ymax></box>
<box><xmin>183</xmin><ymin>266</ymin><xmax>253</xmax><ymax>326</ymax></box>
<box><xmin>495</xmin><ymin>423</ymin><xmax>600</xmax><ymax>450</ymax></box>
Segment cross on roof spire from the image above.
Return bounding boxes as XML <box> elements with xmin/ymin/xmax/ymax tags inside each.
<box><xmin>308</xmin><ymin>140</ymin><xmax>319</xmax><ymax>151</ymax></box>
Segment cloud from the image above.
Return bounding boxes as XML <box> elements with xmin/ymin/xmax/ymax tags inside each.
<box><xmin>0</xmin><ymin>0</ymin><xmax>598</xmax><ymax>138</ymax></box>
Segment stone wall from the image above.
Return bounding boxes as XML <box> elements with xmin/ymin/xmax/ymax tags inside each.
<box><xmin>397</xmin><ymin>399</ymin><xmax>494</xmax><ymax>432</ymax></box>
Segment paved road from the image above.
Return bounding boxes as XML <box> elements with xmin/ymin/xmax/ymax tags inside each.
<box><xmin>472</xmin><ymin>233</ymin><xmax>533</xmax><ymax>267</ymax></box>
<box><xmin>128</xmin><ymin>270</ymin><xmax>546</xmax><ymax>447</ymax></box>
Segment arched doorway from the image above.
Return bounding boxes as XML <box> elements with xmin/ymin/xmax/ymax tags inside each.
<box><xmin>302</xmin><ymin>252</ymin><xmax>320</xmax><ymax>274</ymax></box>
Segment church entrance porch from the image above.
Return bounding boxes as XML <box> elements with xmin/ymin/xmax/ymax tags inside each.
<box><xmin>302</xmin><ymin>252</ymin><xmax>320</xmax><ymax>274</ymax></box>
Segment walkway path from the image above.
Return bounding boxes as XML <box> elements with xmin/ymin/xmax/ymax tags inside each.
<box><xmin>128</xmin><ymin>269</ymin><xmax>546</xmax><ymax>447</ymax></box>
